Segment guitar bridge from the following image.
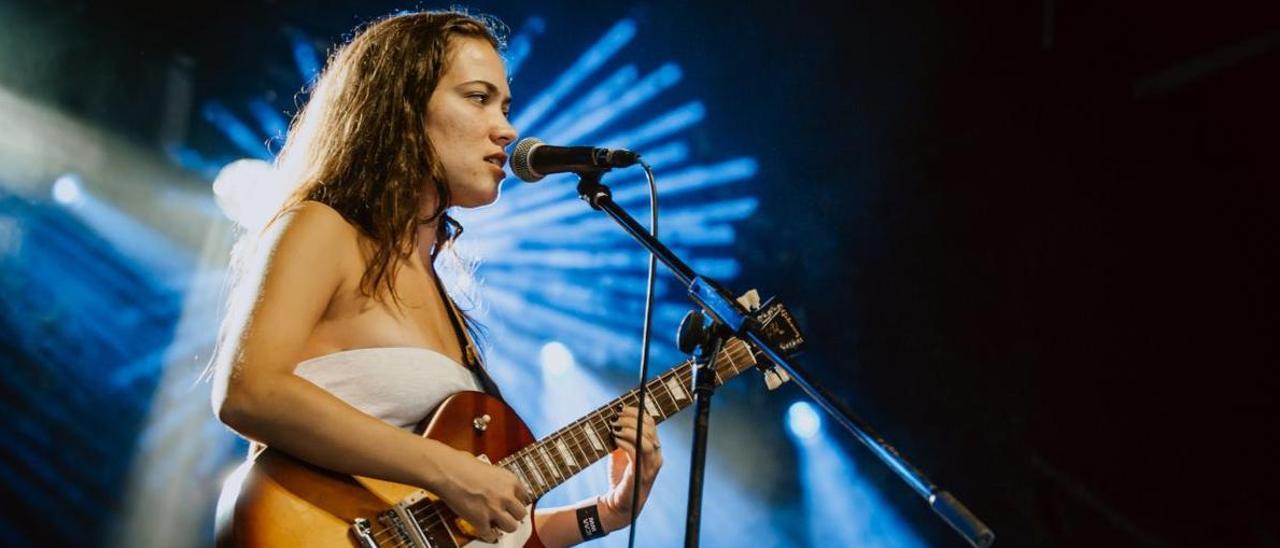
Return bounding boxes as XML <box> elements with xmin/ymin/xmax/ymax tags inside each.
<box><xmin>373</xmin><ymin>504</ymin><xmax>425</xmax><ymax>548</ymax></box>
<box><xmin>351</xmin><ymin>518</ymin><xmax>378</xmax><ymax>548</ymax></box>
<box><xmin>364</xmin><ymin>491</ymin><xmax>453</xmax><ymax>548</ymax></box>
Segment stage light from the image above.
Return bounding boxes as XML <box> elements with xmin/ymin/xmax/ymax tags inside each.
<box><xmin>51</xmin><ymin>173</ymin><xmax>82</xmax><ymax>206</ymax></box>
<box><xmin>539</xmin><ymin>341</ymin><xmax>576</xmax><ymax>377</ymax></box>
<box><xmin>787</xmin><ymin>400</ymin><xmax>822</xmax><ymax>441</ymax></box>
<box><xmin>788</xmin><ymin>399</ymin><xmax>925</xmax><ymax>545</ymax></box>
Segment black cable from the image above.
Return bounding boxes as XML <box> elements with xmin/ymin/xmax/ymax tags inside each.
<box><xmin>626</xmin><ymin>160</ymin><xmax>658</xmax><ymax>548</ymax></box>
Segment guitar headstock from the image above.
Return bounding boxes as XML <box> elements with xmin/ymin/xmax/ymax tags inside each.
<box><xmin>752</xmin><ymin>297</ymin><xmax>806</xmax><ymax>357</ymax></box>
<box><xmin>694</xmin><ymin>290</ymin><xmax>807</xmax><ymax>389</ymax></box>
<box><xmin>727</xmin><ymin>290</ymin><xmax>805</xmax><ymax>390</ymax></box>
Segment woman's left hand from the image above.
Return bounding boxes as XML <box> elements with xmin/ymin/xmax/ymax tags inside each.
<box><xmin>600</xmin><ymin>405</ymin><xmax>663</xmax><ymax>527</ymax></box>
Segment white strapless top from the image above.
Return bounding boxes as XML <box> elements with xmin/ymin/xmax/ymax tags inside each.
<box><xmin>294</xmin><ymin>346</ymin><xmax>482</xmax><ymax>430</ymax></box>
<box><xmin>293</xmin><ymin>347</ymin><xmax>532</xmax><ymax>547</ymax></box>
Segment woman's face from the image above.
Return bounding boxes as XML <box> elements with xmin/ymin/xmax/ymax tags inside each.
<box><xmin>425</xmin><ymin>37</ymin><xmax>517</xmax><ymax>209</ymax></box>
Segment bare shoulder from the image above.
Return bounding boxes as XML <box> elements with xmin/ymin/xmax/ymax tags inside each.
<box><xmin>261</xmin><ymin>201</ymin><xmax>360</xmax><ymax>262</ymax></box>
<box><xmin>238</xmin><ymin>200</ymin><xmax>363</xmax><ymax>303</ymax></box>
<box><xmin>274</xmin><ymin>200</ymin><xmax>358</xmax><ymax>240</ymax></box>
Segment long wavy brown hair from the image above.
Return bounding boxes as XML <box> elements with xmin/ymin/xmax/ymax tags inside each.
<box><xmin>272</xmin><ymin>9</ymin><xmax>506</xmax><ymax>303</ymax></box>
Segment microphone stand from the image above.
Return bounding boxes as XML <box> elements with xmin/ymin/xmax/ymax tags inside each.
<box><xmin>674</xmin><ymin>308</ymin><xmax>729</xmax><ymax>548</ymax></box>
<box><xmin>574</xmin><ymin>169</ymin><xmax>996</xmax><ymax>548</ymax></box>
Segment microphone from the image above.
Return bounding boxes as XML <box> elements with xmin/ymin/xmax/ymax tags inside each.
<box><xmin>511</xmin><ymin>137</ymin><xmax>640</xmax><ymax>182</ymax></box>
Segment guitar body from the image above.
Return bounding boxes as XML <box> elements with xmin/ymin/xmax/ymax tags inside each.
<box><xmin>215</xmin><ymin>391</ymin><xmax>545</xmax><ymax>548</ymax></box>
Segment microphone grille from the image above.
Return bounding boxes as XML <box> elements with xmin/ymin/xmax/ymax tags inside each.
<box><xmin>511</xmin><ymin>137</ymin><xmax>544</xmax><ymax>182</ymax></box>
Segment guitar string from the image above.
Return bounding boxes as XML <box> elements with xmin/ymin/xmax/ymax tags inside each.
<box><xmin>387</xmin><ymin>342</ymin><xmax>755</xmax><ymax>544</ymax></box>
<box><xmin>366</xmin><ymin>516</ymin><xmax>411</xmax><ymax>547</ymax></box>
<box><xmin>506</xmin><ymin>338</ymin><xmax>748</xmax><ymax>483</ymax></box>
<box><xmin>415</xmin><ymin>340</ymin><xmax>749</xmax><ymax>507</ymax></box>
<box><xmin>477</xmin><ymin>341</ymin><xmax>749</xmax><ymax>502</ymax></box>
<box><xmin>367</xmin><ymin>522</ymin><xmax>409</xmax><ymax>548</ymax></box>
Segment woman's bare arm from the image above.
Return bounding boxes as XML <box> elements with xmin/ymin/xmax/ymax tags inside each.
<box><xmin>210</xmin><ymin>201</ymin><xmax>527</xmax><ymax>540</ymax></box>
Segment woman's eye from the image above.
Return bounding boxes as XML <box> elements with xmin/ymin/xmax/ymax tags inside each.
<box><xmin>468</xmin><ymin>93</ymin><xmax>489</xmax><ymax>104</ymax></box>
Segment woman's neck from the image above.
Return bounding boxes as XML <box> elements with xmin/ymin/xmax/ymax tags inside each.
<box><xmin>415</xmin><ymin>222</ymin><xmax>440</xmax><ymax>270</ymax></box>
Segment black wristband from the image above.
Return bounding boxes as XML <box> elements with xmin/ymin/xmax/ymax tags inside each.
<box><xmin>576</xmin><ymin>501</ymin><xmax>607</xmax><ymax>541</ymax></box>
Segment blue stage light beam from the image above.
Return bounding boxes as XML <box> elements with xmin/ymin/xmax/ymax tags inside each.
<box><xmin>549</xmin><ymin>63</ymin><xmax>683</xmax><ymax>144</ymax></box>
<box><xmin>537</xmin><ymin>65</ymin><xmax>639</xmax><ymax>140</ymax></box>
<box><xmin>470</xmin><ymin>157</ymin><xmax>755</xmax><ymax>238</ymax></box>
<box><xmin>793</xmin><ymin>415</ymin><xmax>927</xmax><ymax>547</ymax></box>
<box><xmin>164</xmin><ymin>144</ymin><xmax>233</xmax><ymax>180</ymax></box>
<box><xmin>1</xmin><ymin>188</ymin><xmax>188</xmax><ymax>547</ymax></box>
<box><xmin>49</xmin><ymin>177</ymin><xmax>196</xmax><ymax>291</ymax></box>
<box><xmin>601</xmin><ymin>101</ymin><xmax>706</xmax><ymax>150</ymax></box>
<box><xmin>612</xmin><ymin>157</ymin><xmax>758</xmax><ymax>204</ymax></box>
<box><xmin>286</xmin><ymin>28</ymin><xmax>322</xmax><ymax>84</ymax></box>
<box><xmin>247</xmin><ymin>97</ymin><xmax>289</xmax><ymax>147</ymax></box>
<box><xmin>504</xmin><ymin>17</ymin><xmax>546</xmax><ymax>78</ymax></box>
<box><xmin>494</xmin><ymin>206</ymin><xmax>743</xmax><ymax>249</ymax></box>
<box><xmin>483</xmin><ymin>285</ymin><xmax>646</xmax><ymax>367</ymax></box>
<box><xmin>201</xmin><ymin>102</ymin><xmax>271</xmax><ymax>160</ymax></box>
<box><xmin>510</xmin><ymin>18</ymin><xmax>637</xmax><ymax>133</ymax></box>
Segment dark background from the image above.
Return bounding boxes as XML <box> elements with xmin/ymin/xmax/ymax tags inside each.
<box><xmin>3</xmin><ymin>0</ymin><xmax>1278</xmax><ymax>545</ymax></box>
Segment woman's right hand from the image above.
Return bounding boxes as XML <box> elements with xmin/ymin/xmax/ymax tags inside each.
<box><xmin>433</xmin><ymin>447</ymin><xmax>531</xmax><ymax>543</ymax></box>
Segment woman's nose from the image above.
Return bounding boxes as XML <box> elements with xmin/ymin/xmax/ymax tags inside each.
<box><xmin>493</xmin><ymin>117</ymin><xmax>517</xmax><ymax>148</ymax></box>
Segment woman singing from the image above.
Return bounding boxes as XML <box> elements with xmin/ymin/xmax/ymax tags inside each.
<box><xmin>210</xmin><ymin>10</ymin><xmax>661</xmax><ymax>546</ymax></box>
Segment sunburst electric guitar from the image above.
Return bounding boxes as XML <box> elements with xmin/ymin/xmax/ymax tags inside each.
<box><xmin>214</xmin><ymin>298</ymin><xmax>803</xmax><ymax>547</ymax></box>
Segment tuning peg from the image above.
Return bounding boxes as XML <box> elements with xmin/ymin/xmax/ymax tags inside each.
<box><xmin>736</xmin><ymin>289</ymin><xmax>761</xmax><ymax>311</ymax></box>
<box><xmin>761</xmin><ymin>366</ymin><xmax>791</xmax><ymax>390</ymax></box>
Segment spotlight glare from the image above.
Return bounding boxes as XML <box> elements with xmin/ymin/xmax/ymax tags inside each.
<box><xmin>52</xmin><ymin>174</ymin><xmax>83</xmax><ymax>206</ymax></box>
<box><xmin>539</xmin><ymin>341</ymin><xmax>575</xmax><ymax>377</ymax></box>
<box><xmin>787</xmin><ymin>401</ymin><xmax>822</xmax><ymax>441</ymax></box>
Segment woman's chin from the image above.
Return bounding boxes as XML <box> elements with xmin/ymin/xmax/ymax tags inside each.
<box><xmin>454</xmin><ymin>186</ymin><xmax>503</xmax><ymax>210</ymax></box>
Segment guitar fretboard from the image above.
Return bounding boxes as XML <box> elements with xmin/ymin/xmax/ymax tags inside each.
<box><xmin>497</xmin><ymin>338</ymin><xmax>757</xmax><ymax>498</ymax></box>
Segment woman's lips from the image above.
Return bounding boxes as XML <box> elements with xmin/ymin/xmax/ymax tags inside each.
<box><xmin>487</xmin><ymin>162</ymin><xmax>506</xmax><ymax>180</ymax></box>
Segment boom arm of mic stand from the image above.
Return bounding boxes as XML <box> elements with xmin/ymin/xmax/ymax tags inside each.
<box><xmin>739</xmin><ymin>328</ymin><xmax>995</xmax><ymax>547</ymax></box>
<box><xmin>577</xmin><ymin>172</ymin><xmax>995</xmax><ymax>547</ymax></box>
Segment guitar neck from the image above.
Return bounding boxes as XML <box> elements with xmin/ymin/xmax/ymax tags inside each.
<box><xmin>497</xmin><ymin>338</ymin><xmax>758</xmax><ymax>498</ymax></box>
